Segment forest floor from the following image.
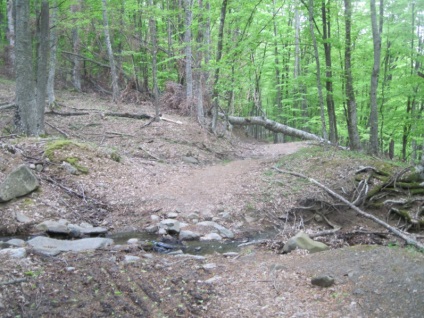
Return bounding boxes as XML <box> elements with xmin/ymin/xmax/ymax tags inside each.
<box><xmin>0</xmin><ymin>79</ymin><xmax>423</xmax><ymax>317</ymax></box>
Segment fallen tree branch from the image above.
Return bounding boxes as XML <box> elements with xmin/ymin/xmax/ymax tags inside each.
<box><xmin>273</xmin><ymin>167</ymin><xmax>424</xmax><ymax>251</ymax></box>
<box><xmin>0</xmin><ymin>103</ymin><xmax>16</xmax><ymax>110</ymax></box>
<box><xmin>0</xmin><ymin>278</ymin><xmax>27</xmax><ymax>286</ymax></box>
<box><xmin>225</xmin><ymin>114</ymin><xmax>326</xmax><ymax>142</ymax></box>
<box><xmin>45</xmin><ymin>121</ymin><xmax>70</xmax><ymax>138</ymax></box>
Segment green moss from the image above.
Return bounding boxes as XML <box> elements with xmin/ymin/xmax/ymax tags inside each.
<box><xmin>64</xmin><ymin>157</ymin><xmax>89</xmax><ymax>174</ymax></box>
<box><xmin>44</xmin><ymin>139</ymin><xmax>78</xmax><ymax>160</ymax></box>
<box><xmin>110</xmin><ymin>151</ymin><xmax>121</xmax><ymax>162</ymax></box>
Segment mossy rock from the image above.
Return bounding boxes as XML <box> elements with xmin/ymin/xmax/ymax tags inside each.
<box><xmin>64</xmin><ymin>157</ymin><xmax>89</xmax><ymax>174</ymax></box>
<box><xmin>44</xmin><ymin>139</ymin><xmax>86</xmax><ymax>160</ymax></box>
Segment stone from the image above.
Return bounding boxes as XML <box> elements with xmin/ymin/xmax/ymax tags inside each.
<box><xmin>36</xmin><ymin>220</ymin><xmax>70</xmax><ymax>234</ymax></box>
<box><xmin>35</xmin><ymin>164</ymin><xmax>43</xmax><ymax>172</ymax></box>
<box><xmin>145</xmin><ymin>225</ymin><xmax>158</xmax><ymax>233</ymax></box>
<box><xmin>196</xmin><ymin>221</ymin><xmax>234</xmax><ymax>239</ymax></box>
<box><xmin>200</xmin><ymin>233</ymin><xmax>222</xmax><ymax>241</ymax></box>
<box><xmin>167</xmin><ymin>212</ymin><xmax>179</xmax><ymax>219</ymax></box>
<box><xmin>0</xmin><ymin>165</ymin><xmax>39</xmax><ymax>202</ymax></box>
<box><xmin>15</xmin><ymin>212</ymin><xmax>31</xmax><ymax>223</ymax></box>
<box><xmin>150</xmin><ymin>215</ymin><xmax>160</xmax><ymax>222</ymax></box>
<box><xmin>124</xmin><ymin>255</ymin><xmax>141</xmax><ymax>264</ymax></box>
<box><xmin>6</xmin><ymin>239</ymin><xmax>25</xmax><ymax>247</ymax></box>
<box><xmin>159</xmin><ymin>219</ymin><xmax>181</xmax><ymax>234</ymax></box>
<box><xmin>311</xmin><ymin>275</ymin><xmax>335</xmax><ymax>287</ymax></box>
<box><xmin>282</xmin><ymin>231</ymin><xmax>329</xmax><ymax>254</ymax></box>
<box><xmin>27</xmin><ymin>236</ymin><xmax>113</xmax><ymax>256</ymax></box>
<box><xmin>61</xmin><ymin>161</ymin><xmax>78</xmax><ymax>175</ymax></box>
<box><xmin>202</xmin><ymin>263</ymin><xmax>217</xmax><ymax>270</ymax></box>
<box><xmin>0</xmin><ymin>247</ymin><xmax>27</xmax><ymax>259</ymax></box>
<box><xmin>127</xmin><ymin>238</ymin><xmax>139</xmax><ymax>244</ymax></box>
<box><xmin>182</xmin><ymin>156</ymin><xmax>199</xmax><ymax>164</ymax></box>
<box><xmin>222</xmin><ymin>252</ymin><xmax>239</xmax><ymax>257</ymax></box>
<box><xmin>179</xmin><ymin>230</ymin><xmax>201</xmax><ymax>241</ymax></box>
<box><xmin>68</xmin><ymin>224</ymin><xmax>107</xmax><ymax>236</ymax></box>
<box><xmin>187</xmin><ymin>212</ymin><xmax>199</xmax><ymax>220</ymax></box>
<box><xmin>173</xmin><ymin>254</ymin><xmax>206</xmax><ymax>260</ymax></box>
<box><xmin>203</xmin><ymin>276</ymin><xmax>221</xmax><ymax>284</ymax></box>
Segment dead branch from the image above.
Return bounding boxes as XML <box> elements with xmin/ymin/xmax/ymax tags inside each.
<box><xmin>45</xmin><ymin>109</ymin><xmax>90</xmax><ymax>116</ymax></box>
<box><xmin>0</xmin><ymin>278</ymin><xmax>27</xmax><ymax>286</ymax></box>
<box><xmin>0</xmin><ymin>103</ymin><xmax>16</xmax><ymax>110</ymax></box>
<box><xmin>105</xmin><ymin>112</ymin><xmax>152</xmax><ymax>120</ymax></box>
<box><xmin>106</xmin><ymin>131</ymin><xmax>135</xmax><ymax>137</ymax></box>
<box><xmin>161</xmin><ymin>117</ymin><xmax>183</xmax><ymax>125</ymax></box>
<box><xmin>273</xmin><ymin>167</ymin><xmax>424</xmax><ymax>251</ymax></box>
<box><xmin>225</xmin><ymin>114</ymin><xmax>326</xmax><ymax>142</ymax></box>
<box><xmin>45</xmin><ymin>121</ymin><xmax>70</xmax><ymax>138</ymax></box>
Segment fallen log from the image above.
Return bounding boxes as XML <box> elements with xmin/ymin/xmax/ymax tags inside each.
<box><xmin>226</xmin><ymin>115</ymin><xmax>325</xmax><ymax>142</ymax></box>
<box><xmin>273</xmin><ymin>167</ymin><xmax>424</xmax><ymax>251</ymax></box>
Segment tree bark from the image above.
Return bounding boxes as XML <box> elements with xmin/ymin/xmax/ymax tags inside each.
<box><xmin>344</xmin><ymin>0</ymin><xmax>361</xmax><ymax>150</ymax></box>
<box><xmin>369</xmin><ymin>0</ymin><xmax>383</xmax><ymax>155</ymax></box>
<box><xmin>47</xmin><ymin>1</ymin><xmax>58</xmax><ymax>107</ymax></box>
<box><xmin>36</xmin><ymin>0</ymin><xmax>49</xmax><ymax>124</ymax></box>
<box><xmin>183</xmin><ymin>0</ymin><xmax>193</xmax><ymax>102</ymax></box>
<box><xmin>71</xmin><ymin>2</ymin><xmax>81</xmax><ymax>91</ymax></box>
<box><xmin>6</xmin><ymin>0</ymin><xmax>15</xmax><ymax>74</ymax></box>
<box><xmin>322</xmin><ymin>0</ymin><xmax>338</xmax><ymax>143</ymax></box>
<box><xmin>307</xmin><ymin>0</ymin><xmax>328</xmax><ymax>141</ymax></box>
<box><xmin>14</xmin><ymin>0</ymin><xmax>39</xmax><ymax>135</ymax></box>
<box><xmin>211</xmin><ymin>0</ymin><xmax>228</xmax><ymax>133</ymax></box>
<box><xmin>149</xmin><ymin>0</ymin><xmax>160</xmax><ymax>118</ymax></box>
<box><xmin>225</xmin><ymin>115</ymin><xmax>325</xmax><ymax>142</ymax></box>
<box><xmin>101</xmin><ymin>0</ymin><xmax>120</xmax><ymax>103</ymax></box>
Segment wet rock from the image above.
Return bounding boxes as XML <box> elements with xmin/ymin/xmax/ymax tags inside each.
<box><xmin>282</xmin><ymin>231</ymin><xmax>329</xmax><ymax>254</ymax></box>
<box><xmin>27</xmin><ymin>236</ymin><xmax>113</xmax><ymax>256</ymax></box>
<box><xmin>35</xmin><ymin>220</ymin><xmax>107</xmax><ymax>237</ymax></box>
<box><xmin>222</xmin><ymin>252</ymin><xmax>239</xmax><ymax>257</ymax></box>
<box><xmin>179</xmin><ymin>230</ymin><xmax>201</xmax><ymax>241</ymax></box>
<box><xmin>127</xmin><ymin>238</ymin><xmax>139</xmax><ymax>244</ymax></box>
<box><xmin>200</xmin><ymin>233</ymin><xmax>222</xmax><ymax>241</ymax></box>
<box><xmin>36</xmin><ymin>219</ymin><xmax>69</xmax><ymax>235</ymax></box>
<box><xmin>197</xmin><ymin>221</ymin><xmax>234</xmax><ymax>239</ymax></box>
<box><xmin>6</xmin><ymin>239</ymin><xmax>25</xmax><ymax>247</ymax></box>
<box><xmin>0</xmin><ymin>247</ymin><xmax>27</xmax><ymax>259</ymax></box>
<box><xmin>0</xmin><ymin>165</ymin><xmax>39</xmax><ymax>202</ymax></box>
<box><xmin>159</xmin><ymin>219</ymin><xmax>180</xmax><ymax>234</ymax></box>
<box><xmin>311</xmin><ymin>275</ymin><xmax>335</xmax><ymax>287</ymax></box>
<box><xmin>15</xmin><ymin>212</ymin><xmax>31</xmax><ymax>223</ymax></box>
<box><xmin>145</xmin><ymin>225</ymin><xmax>158</xmax><ymax>233</ymax></box>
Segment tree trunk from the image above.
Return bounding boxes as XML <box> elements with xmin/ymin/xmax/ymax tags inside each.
<box><xmin>36</xmin><ymin>0</ymin><xmax>49</xmax><ymax>123</ymax></box>
<box><xmin>6</xmin><ymin>0</ymin><xmax>15</xmax><ymax>74</ymax></box>
<box><xmin>14</xmin><ymin>0</ymin><xmax>39</xmax><ymax>135</ymax></box>
<box><xmin>71</xmin><ymin>3</ymin><xmax>81</xmax><ymax>91</ymax></box>
<box><xmin>211</xmin><ymin>0</ymin><xmax>228</xmax><ymax>133</ymax></box>
<box><xmin>183</xmin><ymin>0</ymin><xmax>193</xmax><ymax>102</ymax></box>
<box><xmin>369</xmin><ymin>0</ymin><xmax>383</xmax><ymax>155</ymax></box>
<box><xmin>308</xmin><ymin>0</ymin><xmax>327</xmax><ymax>141</ymax></box>
<box><xmin>195</xmin><ymin>0</ymin><xmax>205</xmax><ymax>124</ymax></box>
<box><xmin>149</xmin><ymin>0</ymin><xmax>159</xmax><ymax>118</ymax></box>
<box><xmin>47</xmin><ymin>0</ymin><xmax>58</xmax><ymax>107</ymax></box>
<box><xmin>322</xmin><ymin>0</ymin><xmax>338</xmax><ymax>143</ymax></box>
<box><xmin>101</xmin><ymin>0</ymin><xmax>120</xmax><ymax>103</ymax></box>
<box><xmin>344</xmin><ymin>0</ymin><xmax>361</xmax><ymax>150</ymax></box>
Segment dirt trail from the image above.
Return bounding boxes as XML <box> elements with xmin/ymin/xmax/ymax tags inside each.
<box><xmin>143</xmin><ymin>142</ymin><xmax>307</xmax><ymax>216</ymax></box>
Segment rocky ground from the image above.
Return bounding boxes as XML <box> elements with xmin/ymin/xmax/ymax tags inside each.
<box><xmin>0</xmin><ymin>79</ymin><xmax>423</xmax><ymax>317</ymax></box>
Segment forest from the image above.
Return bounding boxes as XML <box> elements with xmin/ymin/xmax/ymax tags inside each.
<box><xmin>1</xmin><ymin>0</ymin><xmax>424</xmax><ymax>159</ymax></box>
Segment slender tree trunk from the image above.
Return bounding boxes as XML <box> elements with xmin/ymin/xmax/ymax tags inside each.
<box><xmin>36</xmin><ymin>0</ymin><xmax>49</xmax><ymax>121</ymax></box>
<box><xmin>6</xmin><ymin>0</ymin><xmax>15</xmax><ymax>74</ymax></box>
<box><xmin>149</xmin><ymin>0</ymin><xmax>159</xmax><ymax>117</ymax></box>
<box><xmin>369</xmin><ymin>0</ymin><xmax>383</xmax><ymax>155</ymax></box>
<box><xmin>322</xmin><ymin>0</ymin><xmax>337</xmax><ymax>143</ymax></box>
<box><xmin>211</xmin><ymin>0</ymin><xmax>228</xmax><ymax>133</ymax></box>
<box><xmin>71</xmin><ymin>3</ymin><xmax>81</xmax><ymax>91</ymax></box>
<box><xmin>101</xmin><ymin>0</ymin><xmax>120</xmax><ymax>103</ymax></box>
<box><xmin>196</xmin><ymin>0</ymin><xmax>205</xmax><ymax>124</ymax></box>
<box><xmin>47</xmin><ymin>1</ymin><xmax>58</xmax><ymax>107</ymax></box>
<box><xmin>344</xmin><ymin>0</ymin><xmax>361</xmax><ymax>150</ymax></box>
<box><xmin>14</xmin><ymin>0</ymin><xmax>39</xmax><ymax>135</ymax></box>
<box><xmin>183</xmin><ymin>0</ymin><xmax>193</xmax><ymax>102</ymax></box>
<box><xmin>308</xmin><ymin>0</ymin><xmax>327</xmax><ymax>141</ymax></box>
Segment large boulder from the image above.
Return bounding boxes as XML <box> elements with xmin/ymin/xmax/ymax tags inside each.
<box><xmin>0</xmin><ymin>165</ymin><xmax>39</xmax><ymax>202</ymax></box>
<box><xmin>282</xmin><ymin>231</ymin><xmax>329</xmax><ymax>254</ymax></box>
